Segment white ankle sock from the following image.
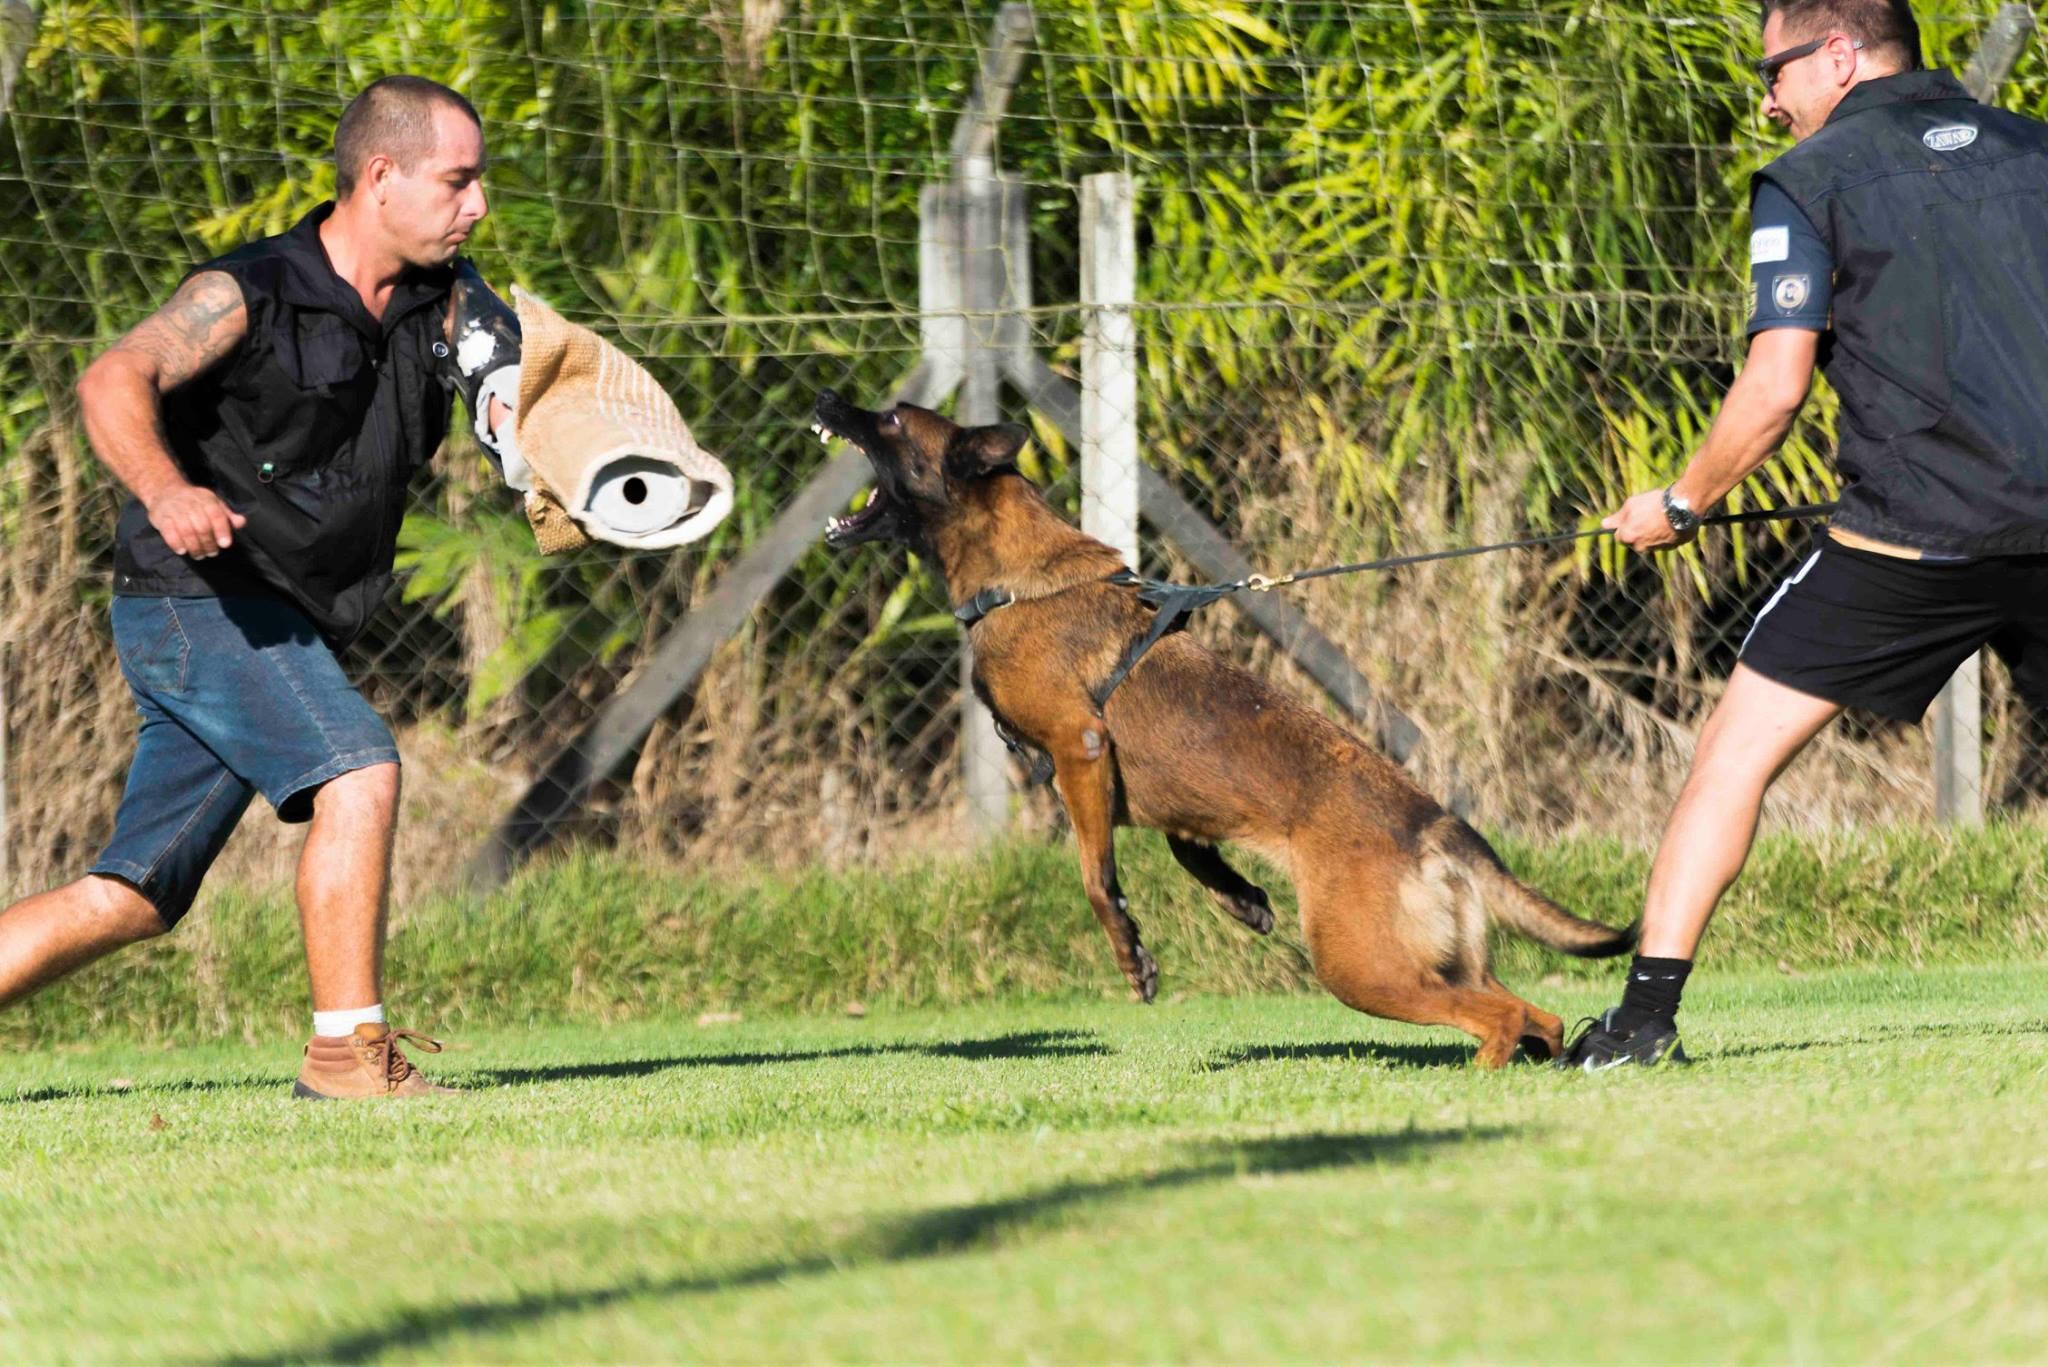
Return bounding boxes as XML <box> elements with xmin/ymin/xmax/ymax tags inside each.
<box><xmin>313</xmin><ymin>1003</ymin><xmax>385</xmax><ymax>1038</ymax></box>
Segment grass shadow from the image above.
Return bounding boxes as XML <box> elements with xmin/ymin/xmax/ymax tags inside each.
<box><xmin>1707</xmin><ymin>1017</ymin><xmax>2048</xmax><ymax>1062</ymax></box>
<box><xmin>3</xmin><ymin>1077</ymin><xmax>283</xmax><ymax>1105</ymax></box>
<box><xmin>470</xmin><ymin>1029</ymin><xmax>1111</xmax><ymax>1087</ymax></box>
<box><xmin>221</xmin><ymin>1124</ymin><xmax>1513</xmax><ymax>1364</ymax></box>
<box><xmin>1203</xmin><ymin>1040</ymin><xmax>1476</xmax><ymax>1071</ymax></box>
<box><xmin>2</xmin><ymin>1030</ymin><xmax>1110</xmax><ymax>1105</ymax></box>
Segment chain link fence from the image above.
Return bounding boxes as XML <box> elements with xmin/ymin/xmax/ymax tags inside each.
<box><xmin>3</xmin><ymin>1</ymin><xmax>2043</xmax><ymax>902</ymax></box>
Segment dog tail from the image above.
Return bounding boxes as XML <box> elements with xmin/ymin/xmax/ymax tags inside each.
<box><xmin>1432</xmin><ymin>820</ymin><xmax>1637</xmax><ymax>959</ymax></box>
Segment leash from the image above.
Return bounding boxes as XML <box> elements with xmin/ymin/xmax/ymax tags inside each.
<box><xmin>1088</xmin><ymin>501</ymin><xmax>1838</xmax><ymax>708</ymax></box>
<box><xmin>953</xmin><ymin>501</ymin><xmax>1837</xmax><ymax>740</ymax></box>
<box><xmin>1197</xmin><ymin>502</ymin><xmax>1840</xmax><ymax>597</ymax></box>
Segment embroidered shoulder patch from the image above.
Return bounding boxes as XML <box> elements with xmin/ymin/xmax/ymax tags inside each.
<box><xmin>1772</xmin><ymin>274</ymin><xmax>1811</xmax><ymax>313</ymax></box>
<box><xmin>1924</xmin><ymin>125</ymin><xmax>1979</xmax><ymax>152</ymax></box>
<box><xmin>1750</xmin><ymin>225</ymin><xmax>1790</xmax><ymax>265</ymax></box>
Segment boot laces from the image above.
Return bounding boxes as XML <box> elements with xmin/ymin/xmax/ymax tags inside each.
<box><xmin>369</xmin><ymin>1028</ymin><xmax>443</xmax><ymax>1089</ymax></box>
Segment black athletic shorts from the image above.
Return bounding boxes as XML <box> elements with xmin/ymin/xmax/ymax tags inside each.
<box><xmin>1738</xmin><ymin>537</ymin><xmax>2048</xmax><ymax>722</ymax></box>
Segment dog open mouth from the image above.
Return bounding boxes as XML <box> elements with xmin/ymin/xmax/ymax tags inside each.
<box><xmin>823</xmin><ymin>483</ymin><xmax>894</xmax><ymax>545</ymax></box>
<box><xmin>812</xmin><ymin>413</ymin><xmax>896</xmax><ymax>546</ymax></box>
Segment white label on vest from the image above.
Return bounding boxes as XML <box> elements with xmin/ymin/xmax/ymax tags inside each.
<box><xmin>1923</xmin><ymin>125</ymin><xmax>1978</xmax><ymax>152</ymax></box>
<box><xmin>1750</xmin><ymin>226</ymin><xmax>1790</xmax><ymax>265</ymax></box>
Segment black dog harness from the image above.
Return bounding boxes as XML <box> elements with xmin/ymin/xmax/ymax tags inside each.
<box><xmin>953</xmin><ymin>569</ymin><xmax>1193</xmax><ymax>787</ymax></box>
<box><xmin>953</xmin><ymin>569</ymin><xmax>1210</xmax><ymax>713</ymax></box>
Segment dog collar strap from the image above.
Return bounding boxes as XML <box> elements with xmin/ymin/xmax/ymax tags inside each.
<box><xmin>957</xmin><ymin>572</ymin><xmax>1135</xmax><ymax>628</ymax></box>
<box><xmin>954</xmin><ymin>586</ymin><xmax>1015</xmax><ymax>626</ymax></box>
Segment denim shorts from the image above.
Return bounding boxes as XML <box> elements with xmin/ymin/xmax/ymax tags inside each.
<box><xmin>88</xmin><ymin>594</ymin><xmax>400</xmax><ymax>925</ymax></box>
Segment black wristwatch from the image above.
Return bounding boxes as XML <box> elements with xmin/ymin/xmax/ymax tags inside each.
<box><xmin>1661</xmin><ymin>486</ymin><xmax>1701</xmax><ymax>536</ymax></box>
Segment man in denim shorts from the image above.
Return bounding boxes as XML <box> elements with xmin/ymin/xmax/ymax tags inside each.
<box><xmin>0</xmin><ymin>77</ymin><xmax>526</xmax><ymax>1098</ymax></box>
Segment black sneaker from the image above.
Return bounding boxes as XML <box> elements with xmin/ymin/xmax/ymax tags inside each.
<box><xmin>1556</xmin><ymin>1008</ymin><xmax>1690</xmax><ymax>1072</ymax></box>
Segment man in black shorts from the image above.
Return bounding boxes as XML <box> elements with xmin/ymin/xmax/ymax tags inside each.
<box><xmin>1564</xmin><ymin>0</ymin><xmax>2048</xmax><ymax>1068</ymax></box>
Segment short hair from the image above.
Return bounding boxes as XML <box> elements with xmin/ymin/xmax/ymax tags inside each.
<box><xmin>1759</xmin><ymin>1</ymin><xmax>1923</xmax><ymax>71</ymax></box>
<box><xmin>333</xmin><ymin>76</ymin><xmax>481</xmax><ymax>198</ymax></box>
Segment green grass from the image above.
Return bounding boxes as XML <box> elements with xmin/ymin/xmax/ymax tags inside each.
<box><xmin>12</xmin><ymin>823</ymin><xmax>2048</xmax><ymax>1049</ymax></box>
<box><xmin>5</xmin><ymin>965</ymin><xmax>2048</xmax><ymax>1362</ymax></box>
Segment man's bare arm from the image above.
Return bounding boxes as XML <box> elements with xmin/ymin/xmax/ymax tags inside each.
<box><xmin>1604</xmin><ymin>328</ymin><xmax>1820</xmax><ymax>553</ymax></box>
<box><xmin>76</xmin><ymin>271</ymin><xmax>251</xmax><ymax>559</ymax></box>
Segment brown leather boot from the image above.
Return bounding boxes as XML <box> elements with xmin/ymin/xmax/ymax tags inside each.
<box><xmin>293</xmin><ymin>1022</ymin><xmax>457</xmax><ymax>1099</ymax></box>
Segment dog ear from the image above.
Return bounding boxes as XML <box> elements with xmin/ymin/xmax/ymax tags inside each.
<box><xmin>944</xmin><ymin>422</ymin><xmax>1031</xmax><ymax>481</ymax></box>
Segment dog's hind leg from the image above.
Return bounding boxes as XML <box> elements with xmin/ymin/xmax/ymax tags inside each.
<box><xmin>1319</xmin><ymin>963</ymin><xmax>1537</xmax><ymax>1069</ymax></box>
<box><xmin>1166</xmin><ymin>836</ymin><xmax>1274</xmax><ymax>935</ymax></box>
<box><xmin>1052</xmin><ymin>724</ymin><xmax>1157</xmax><ymax>1003</ymax></box>
<box><xmin>1442</xmin><ymin>861</ymin><xmax>1565</xmax><ymax>1060</ymax></box>
<box><xmin>1299</xmin><ymin>877</ymin><xmax>1541</xmax><ymax>1068</ymax></box>
<box><xmin>1386</xmin><ymin>984</ymin><xmax>1538</xmax><ymax>1069</ymax></box>
<box><xmin>1486</xmin><ymin>973</ymin><xmax>1565</xmax><ymax>1060</ymax></box>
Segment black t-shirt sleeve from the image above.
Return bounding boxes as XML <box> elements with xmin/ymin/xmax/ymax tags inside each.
<box><xmin>1746</xmin><ymin>180</ymin><xmax>1833</xmax><ymax>335</ymax></box>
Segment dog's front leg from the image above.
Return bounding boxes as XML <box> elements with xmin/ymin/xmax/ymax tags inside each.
<box><xmin>1166</xmin><ymin>836</ymin><xmax>1275</xmax><ymax>935</ymax></box>
<box><xmin>1051</xmin><ymin>721</ymin><xmax>1157</xmax><ymax>1003</ymax></box>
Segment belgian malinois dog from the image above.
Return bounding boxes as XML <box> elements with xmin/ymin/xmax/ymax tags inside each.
<box><xmin>815</xmin><ymin>389</ymin><xmax>1634</xmax><ymax>1065</ymax></box>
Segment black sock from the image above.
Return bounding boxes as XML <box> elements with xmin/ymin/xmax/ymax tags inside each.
<box><xmin>1615</xmin><ymin>956</ymin><xmax>1692</xmax><ymax>1031</ymax></box>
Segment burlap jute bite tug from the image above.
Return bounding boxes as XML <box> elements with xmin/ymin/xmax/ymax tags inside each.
<box><xmin>510</xmin><ymin>287</ymin><xmax>734</xmax><ymax>553</ymax></box>
<box><xmin>521</xmin><ymin>487</ymin><xmax>590</xmax><ymax>555</ymax></box>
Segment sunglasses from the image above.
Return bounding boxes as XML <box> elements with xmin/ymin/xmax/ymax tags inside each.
<box><xmin>1754</xmin><ymin>34</ymin><xmax>1863</xmax><ymax>91</ymax></box>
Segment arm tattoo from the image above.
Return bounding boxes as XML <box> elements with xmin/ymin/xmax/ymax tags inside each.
<box><xmin>109</xmin><ymin>271</ymin><xmax>249</xmax><ymax>393</ymax></box>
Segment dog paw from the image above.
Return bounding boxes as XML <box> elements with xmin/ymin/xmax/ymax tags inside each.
<box><xmin>1126</xmin><ymin>944</ymin><xmax>1159</xmax><ymax>1004</ymax></box>
<box><xmin>1223</xmin><ymin>888</ymin><xmax>1275</xmax><ymax>935</ymax></box>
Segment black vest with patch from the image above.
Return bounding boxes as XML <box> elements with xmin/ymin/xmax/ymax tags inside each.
<box><xmin>1755</xmin><ymin>69</ymin><xmax>2048</xmax><ymax>556</ymax></box>
<box><xmin>114</xmin><ymin>202</ymin><xmax>458</xmax><ymax>647</ymax></box>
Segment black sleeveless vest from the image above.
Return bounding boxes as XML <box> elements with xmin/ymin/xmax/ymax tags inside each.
<box><xmin>113</xmin><ymin>203</ymin><xmax>457</xmax><ymax>647</ymax></box>
<box><xmin>1756</xmin><ymin>70</ymin><xmax>2048</xmax><ymax>556</ymax></box>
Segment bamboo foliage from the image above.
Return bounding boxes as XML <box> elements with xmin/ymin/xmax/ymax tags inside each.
<box><xmin>0</xmin><ymin>2</ymin><xmax>2037</xmax><ymax>879</ymax></box>
<box><xmin>7</xmin><ymin>3</ymin><xmax>2029</xmax><ymax>579</ymax></box>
